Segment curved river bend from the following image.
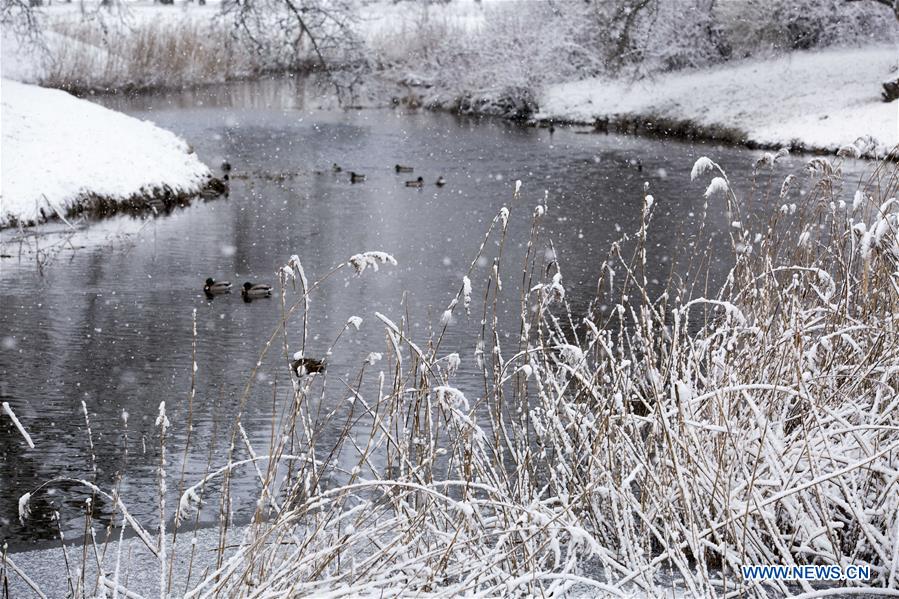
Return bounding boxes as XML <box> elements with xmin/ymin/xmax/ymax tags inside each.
<box><xmin>0</xmin><ymin>77</ymin><xmax>870</xmax><ymax>547</ymax></box>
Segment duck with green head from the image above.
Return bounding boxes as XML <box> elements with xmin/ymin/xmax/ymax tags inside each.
<box><xmin>405</xmin><ymin>176</ymin><xmax>424</xmax><ymax>188</ymax></box>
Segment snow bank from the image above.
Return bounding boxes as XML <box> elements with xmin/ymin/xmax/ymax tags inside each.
<box><xmin>0</xmin><ymin>78</ymin><xmax>212</xmax><ymax>227</ymax></box>
<box><xmin>539</xmin><ymin>46</ymin><xmax>898</xmax><ymax>157</ymax></box>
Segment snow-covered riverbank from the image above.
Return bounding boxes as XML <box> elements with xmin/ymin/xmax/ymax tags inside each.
<box><xmin>0</xmin><ymin>79</ymin><xmax>214</xmax><ymax>228</ymax></box>
<box><xmin>537</xmin><ymin>46</ymin><xmax>898</xmax><ymax>158</ymax></box>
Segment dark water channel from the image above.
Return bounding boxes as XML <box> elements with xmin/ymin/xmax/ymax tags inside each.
<box><xmin>0</xmin><ymin>76</ymin><xmax>872</xmax><ymax>548</ymax></box>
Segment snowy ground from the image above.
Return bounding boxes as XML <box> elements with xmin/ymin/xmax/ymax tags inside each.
<box><xmin>538</xmin><ymin>46</ymin><xmax>898</xmax><ymax>157</ymax></box>
<box><xmin>0</xmin><ymin>79</ymin><xmax>212</xmax><ymax>227</ymax></box>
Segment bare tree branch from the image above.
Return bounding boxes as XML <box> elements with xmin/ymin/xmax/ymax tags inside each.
<box><xmin>218</xmin><ymin>0</ymin><xmax>365</xmax><ymax>102</ymax></box>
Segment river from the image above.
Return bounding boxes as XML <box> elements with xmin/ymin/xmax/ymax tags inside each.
<box><xmin>0</xmin><ymin>76</ymin><xmax>871</xmax><ymax>548</ymax></box>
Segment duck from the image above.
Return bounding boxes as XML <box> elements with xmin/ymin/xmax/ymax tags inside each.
<box><xmin>395</xmin><ymin>164</ymin><xmax>414</xmax><ymax>173</ymax></box>
<box><xmin>332</xmin><ymin>163</ymin><xmax>343</xmax><ymax>173</ymax></box>
<box><xmin>241</xmin><ymin>282</ymin><xmax>273</xmax><ymax>300</ymax></box>
<box><xmin>350</xmin><ymin>172</ymin><xmax>366</xmax><ymax>183</ymax></box>
<box><xmin>435</xmin><ymin>176</ymin><xmax>446</xmax><ymax>187</ymax></box>
<box><xmin>221</xmin><ymin>161</ymin><xmax>232</xmax><ymax>181</ymax></box>
<box><xmin>405</xmin><ymin>176</ymin><xmax>424</xmax><ymax>188</ymax></box>
<box><xmin>204</xmin><ymin>277</ymin><xmax>232</xmax><ymax>296</ymax></box>
<box><xmin>291</xmin><ymin>353</ymin><xmax>326</xmax><ymax>377</ymax></box>
<box><xmin>202</xmin><ymin>177</ymin><xmax>229</xmax><ymax>197</ymax></box>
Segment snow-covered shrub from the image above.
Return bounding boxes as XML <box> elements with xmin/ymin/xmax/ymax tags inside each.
<box><xmin>368</xmin><ymin>0</ymin><xmax>605</xmax><ymax>117</ymax></box>
<box><xmin>718</xmin><ymin>0</ymin><xmax>897</xmax><ymax>57</ymax></box>
<box><xmin>586</xmin><ymin>0</ymin><xmax>728</xmax><ymax>75</ymax></box>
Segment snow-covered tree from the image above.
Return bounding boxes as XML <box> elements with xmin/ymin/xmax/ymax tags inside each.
<box><xmin>0</xmin><ymin>0</ymin><xmax>41</xmax><ymax>40</ymax></box>
<box><xmin>222</xmin><ymin>0</ymin><xmax>362</xmax><ymax>70</ymax></box>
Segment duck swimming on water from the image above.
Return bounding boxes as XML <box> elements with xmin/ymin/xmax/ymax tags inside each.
<box><xmin>435</xmin><ymin>176</ymin><xmax>446</xmax><ymax>187</ymax></box>
<box><xmin>395</xmin><ymin>164</ymin><xmax>414</xmax><ymax>173</ymax></box>
<box><xmin>241</xmin><ymin>282</ymin><xmax>273</xmax><ymax>301</ymax></box>
<box><xmin>291</xmin><ymin>352</ymin><xmax>326</xmax><ymax>376</ymax></box>
<box><xmin>204</xmin><ymin>278</ymin><xmax>232</xmax><ymax>296</ymax></box>
<box><xmin>350</xmin><ymin>172</ymin><xmax>366</xmax><ymax>183</ymax></box>
<box><xmin>405</xmin><ymin>176</ymin><xmax>424</xmax><ymax>188</ymax></box>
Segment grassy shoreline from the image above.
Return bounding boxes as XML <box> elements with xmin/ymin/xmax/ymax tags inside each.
<box><xmin>0</xmin><ymin>179</ymin><xmax>228</xmax><ymax>230</ymax></box>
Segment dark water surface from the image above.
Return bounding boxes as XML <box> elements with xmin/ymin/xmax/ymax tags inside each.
<box><xmin>0</xmin><ymin>77</ymin><xmax>870</xmax><ymax>547</ymax></box>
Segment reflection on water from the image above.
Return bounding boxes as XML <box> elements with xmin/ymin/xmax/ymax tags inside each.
<box><xmin>0</xmin><ymin>77</ymin><xmax>868</xmax><ymax>548</ymax></box>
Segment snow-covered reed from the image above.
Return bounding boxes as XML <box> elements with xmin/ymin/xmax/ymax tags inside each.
<box><xmin>2</xmin><ymin>401</ymin><xmax>35</xmax><ymax>449</ymax></box>
<box><xmin>14</xmin><ymin>152</ymin><xmax>899</xmax><ymax>597</ymax></box>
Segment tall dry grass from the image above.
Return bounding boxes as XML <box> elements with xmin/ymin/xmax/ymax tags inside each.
<box><xmin>40</xmin><ymin>18</ymin><xmax>298</xmax><ymax>92</ymax></box>
<box><xmin>7</xmin><ymin>151</ymin><xmax>899</xmax><ymax>597</ymax></box>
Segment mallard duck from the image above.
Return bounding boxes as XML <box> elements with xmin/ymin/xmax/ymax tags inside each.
<box><xmin>204</xmin><ymin>277</ymin><xmax>232</xmax><ymax>296</ymax></box>
<box><xmin>241</xmin><ymin>282</ymin><xmax>273</xmax><ymax>300</ymax></box>
<box><xmin>332</xmin><ymin>163</ymin><xmax>343</xmax><ymax>173</ymax></box>
<box><xmin>291</xmin><ymin>353</ymin><xmax>326</xmax><ymax>376</ymax></box>
<box><xmin>221</xmin><ymin>161</ymin><xmax>232</xmax><ymax>181</ymax></box>
<box><xmin>405</xmin><ymin>176</ymin><xmax>424</xmax><ymax>188</ymax></box>
<box><xmin>395</xmin><ymin>164</ymin><xmax>414</xmax><ymax>173</ymax></box>
<box><xmin>350</xmin><ymin>172</ymin><xmax>366</xmax><ymax>183</ymax></box>
<box><xmin>435</xmin><ymin>176</ymin><xmax>446</xmax><ymax>187</ymax></box>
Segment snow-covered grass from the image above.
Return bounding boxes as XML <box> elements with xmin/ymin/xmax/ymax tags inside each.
<box><xmin>8</xmin><ymin>154</ymin><xmax>899</xmax><ymax>597</ymax></box>
<box><xmin>538</xmin><ymin>46</ymin><xmax>899</xmax><ymax>158</ymax></box>
<box><xmin>0</xmin><ymin>78</ymin><xmax>213</xmax><ymax>227</ymax></box>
